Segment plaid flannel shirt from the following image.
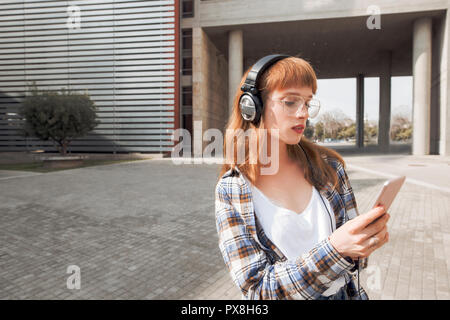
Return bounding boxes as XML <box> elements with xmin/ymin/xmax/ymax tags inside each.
<box><xmin>215</xmin><ymin>156</ymin><xmax>369</xmax><ymax>300</ymax></box>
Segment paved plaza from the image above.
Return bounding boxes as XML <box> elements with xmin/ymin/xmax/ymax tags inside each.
<box><xmin>0</xmin><ymin>154</ymin><xmax>450</xmax><ymax>299</ymax></box>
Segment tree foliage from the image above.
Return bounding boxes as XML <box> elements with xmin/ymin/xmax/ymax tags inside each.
<box><xmin>308</xmin><ymin>110</ymin><xmax>411</xmax><ymax>144</ymax></box>
<box><xmin>303</xmin><ymin>119</ymin><xmax>314</xmax><ymax>139</ymax></box>
<box><xmin>18</xmin><ymin>85</ymin><xmax>100</xmax><ymax>155</ymax></box>
<box><xmin>390</xmin><ymin>114</ymin><xmax>412</xmax><ymax>141</ymax></box>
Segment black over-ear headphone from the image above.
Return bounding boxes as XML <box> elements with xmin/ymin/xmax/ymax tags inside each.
<box><xmin>239</xmin><ymin>54</ymin><xmax>290</xmax><ymax>126</ymax></box>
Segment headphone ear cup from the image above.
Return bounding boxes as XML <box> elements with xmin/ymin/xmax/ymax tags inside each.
<box><xmin>239</xmin><ymin>92</ymin><xmax>258</xmax><ymax>124</ymax></box>
<box><xmin>251</xmin><ymin>94</ymin><xmax>263</xmax><ymax>126</ymax></box>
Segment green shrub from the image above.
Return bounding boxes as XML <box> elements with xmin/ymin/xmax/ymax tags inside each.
<box><xmin>393</xmin><ymin>127</ymin><xmax>412</xmax><ymax>141</ymax></box>
<box><xmin>18</xmin><ymin>85</ymin><xmax>100</xmax><ymax>155</ymax></box>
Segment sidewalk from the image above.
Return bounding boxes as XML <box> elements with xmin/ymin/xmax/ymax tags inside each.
<box><xmin>345</xmin><ymin>154</ymin><xmax>450</xmax><ymax>192</ymax></box>
<box><xmin>0</xmin><ymin>154</ymin><xmax>449</xmax><ymax>299</ymax></box>
<box><xmin>199</xmin><ymin>154</ymin><xmax>450</xmax><ymax>299</ymax></box>
<box><xmin>344</xmin><ymin>155</ymin><xmax>450</xmax><ymax>299</ymax></box>
<box><xmin>0</xmin><ymin>151</ymin><xmax>163</xmax><ymax>165</ymax></box>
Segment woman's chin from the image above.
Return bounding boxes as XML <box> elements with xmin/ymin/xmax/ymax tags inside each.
<box><xmin>286</xmin><ymin>133</ymin><xmax>302</xmax><ymax>145</ymax></box>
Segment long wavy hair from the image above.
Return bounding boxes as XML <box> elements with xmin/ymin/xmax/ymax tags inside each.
<box><xmin>218</xmin><ymin>55</ymin><xmax>346</xmax><ymax>193</ymax></box>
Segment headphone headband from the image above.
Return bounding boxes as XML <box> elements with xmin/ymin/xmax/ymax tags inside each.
<box><xmin>240</xmin><ymin>54</ymin><xmax>290</xmax><ymax>94</ymax></box>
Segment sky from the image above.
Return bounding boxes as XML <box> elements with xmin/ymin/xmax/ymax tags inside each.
<box><xmin>310</xmin><ymin>76</ymin><xmax>413</xmax><ymax>125</ymax></box>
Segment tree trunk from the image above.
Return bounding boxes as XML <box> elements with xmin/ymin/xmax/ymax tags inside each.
<box><xmin>61</xmin><ymin>140</ymin><xmax>67</xmax><ymax>155</ymax></box>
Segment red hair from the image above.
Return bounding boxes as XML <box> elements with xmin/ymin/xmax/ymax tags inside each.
<box><xmin>218</xmin><ymin>55</ymin><xmax>345</xmax><ymax>193</ymax></box>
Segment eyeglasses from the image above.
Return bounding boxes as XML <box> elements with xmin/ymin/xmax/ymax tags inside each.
<box><xmin>270</xmin><ymin>96</ymin><xmax>321</xmax><ymax>118</ymax></box>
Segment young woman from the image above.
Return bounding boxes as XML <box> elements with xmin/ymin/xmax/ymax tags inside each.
<box><xmin>215</xmin><ymin>55</ymin><xmax>390</xmax><ymax>300</ymax></box>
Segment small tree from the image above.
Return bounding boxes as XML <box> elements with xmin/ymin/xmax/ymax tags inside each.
<box><xmin>314</xmin><ymin>121</ymin><xmax>324</xmax><ymax>141</ymax></box>
<box><xmin>303</xmin><ymin>119</ymin><xmax>314</xmax><ymax>139</ymax></box>
<box><xmin>390</xmin><ymin>113</ymin><xmax>412</xmax><ymax>142</ymax></box>
<box><xmin>338</xmin><ymin>123</ymin><xmax>356</xmax><ymax>140</ymax></box>
<box><xmin>18</xmin><ymin>85</ymin><xmax>100</xmax><ymax>155</ymax></box>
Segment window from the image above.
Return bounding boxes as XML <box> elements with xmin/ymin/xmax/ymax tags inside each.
<box><xmin>182</xmin><ymin>29</ymin><xmax>192</xmax><ymax>51</ymax></box>
<box><xmin>182</xmin><ymin>0</ymin><xmax>194</xmax><ymax>18</ymax></box>
<box><xmin>182</xmin><ymin>86</ymin><xmax>192</xmax><ymax>106</ymax></box>
<box><xmin>182</xmin><ymin>57</ymin><xmax>192</xmax><ymax>76</ymax></box>
<box><xmin>182</xmin><ymin>114</ymin><xmax>193</xmax><ymax>155</ymax></box>
<box><xmin>182</xmin><ymin>29</ymin><xmax>192</xmax><ymax>75</ymax></box>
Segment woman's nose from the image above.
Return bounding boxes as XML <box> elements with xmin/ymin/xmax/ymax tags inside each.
<box><xmin>295</xmin><ymin>105</ymin><xmax>308</xmax><ymax>117</ymax></box>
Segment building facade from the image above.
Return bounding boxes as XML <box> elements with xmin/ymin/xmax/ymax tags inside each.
<box><xmin>0</xmin><ymin>0</ymin><xmax>179</xmax><ymax>153</ymax></box>
<box><xmin>182</xmin><ymin>0</ymin><xmax>450</xmax><ymax>156</ymax></box>
<box><xmin>1</xmin><ymin>0</ymin><xmax>450</xmax><ymax>156</ymax></box>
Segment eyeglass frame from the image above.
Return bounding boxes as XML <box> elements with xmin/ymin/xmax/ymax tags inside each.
<box><xmin>269</xmin><ymin>95</ymin><xmax>321</xmax><ymax>118</ymax></box>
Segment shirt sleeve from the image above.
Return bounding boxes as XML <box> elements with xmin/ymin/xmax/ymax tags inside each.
<box><xmin>337</xmin><ymin>162</ymin><xmax>369</xmax><ymax>270</ymax></box>
<box><xmin>215</xmin><ymin>182</ymin><xmax>356</xmax><ymax>300</ymax></box>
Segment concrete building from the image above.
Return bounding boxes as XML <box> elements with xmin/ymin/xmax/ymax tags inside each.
<box><xmin>181</xmin><ymin>0</ymin><xmax>450</xmax><ymax>156</ymax></box>
<box><xmin>1</xmin><ymin>0</ymin><xmax>449</xmax><ymax>156</ymax></box>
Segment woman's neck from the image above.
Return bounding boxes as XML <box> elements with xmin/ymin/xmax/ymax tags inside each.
<box><xmin>260</xmin><ymin>134</ymin><xmax>298</xmax><ymax>177</ymax></box>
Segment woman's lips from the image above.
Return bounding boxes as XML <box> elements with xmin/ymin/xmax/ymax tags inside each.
<box><xmin>292</xmin><ymin>125</ymin><xmax>304</xmax><ymax>134</ymax></box>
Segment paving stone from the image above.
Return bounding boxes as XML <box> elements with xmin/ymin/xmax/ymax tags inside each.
<box><xmin>0</xmin><ymin>156</ymin><xmax>449</xmax><ymax>300</ymax></box>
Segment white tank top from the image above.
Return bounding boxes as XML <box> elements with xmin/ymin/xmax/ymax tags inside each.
<box><xmin>243</xmin><ymin>175</ymin><xmax>347</xmax><ymax>297</ymax></box>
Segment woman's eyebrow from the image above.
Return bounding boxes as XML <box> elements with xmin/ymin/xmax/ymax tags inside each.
<box><xmin>281</xmin><ymin>92</ymin><xmax>313</xmax><ymax>98</ymax></box>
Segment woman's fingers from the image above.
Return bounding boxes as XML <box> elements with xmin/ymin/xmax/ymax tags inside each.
<box><xmin>359</xmin><ymin>213</ymin><xmax>390</xmax><ymax>240</ymax></box>
<box><xmin>352</xmin><ymin>206</ymin><xmax>386</xmax><ymax>232</ymax></box>
<box><xmin>362</xmin><ymin>225</ymin><xmax>389</xmax><ymax>256</ymax></box>
<box><xmin>330</xmin><ymin>206</ymin><xmax>391</xmax><ymax>259</ymax></box>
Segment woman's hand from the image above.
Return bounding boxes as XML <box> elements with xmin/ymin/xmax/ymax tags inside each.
<box><xmin>328</xmin><ymin>205</ymin><xmax>390</xmax><ymax>260</ymax></box>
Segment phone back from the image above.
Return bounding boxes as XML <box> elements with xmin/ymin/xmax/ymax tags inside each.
<box><xmin>372</xmin><ymin>176</ymin><xmax>406</xmax><ymax>210</ymax></box>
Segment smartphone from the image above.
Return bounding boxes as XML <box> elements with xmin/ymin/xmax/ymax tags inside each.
<box><xmin>372</xmin><ymin>175</ymin><xmax>406</xmax><ymax>211</ymax></box>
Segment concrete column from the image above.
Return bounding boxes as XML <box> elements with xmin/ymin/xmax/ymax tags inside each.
<box><xmin>412</xmin><ymin>17</ymin><xmax>432</xmax><ymax>155</ymax></box>
<box><xmin>378</xmin><ymin>51</ymin><xmax>392</xmax><ymax>153</ymax></box>
<box><xmin>356</xmin><ymin>74</ymin><xmax>365</xmax><ymax>149</ymax></box>
<box><xmin>228</xmin><ymin>29</ymin><xmax>243</xmax><ymax>115</ymax></box>
<box><xmin>439</xmin><ymin>11</ymin><xmax>450</xmax><ymax>156</ymax></box>
<box><xmin>192</xmin><ymin>27</ymin><xmax>229</xmax><ymax>155</ymax></box>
